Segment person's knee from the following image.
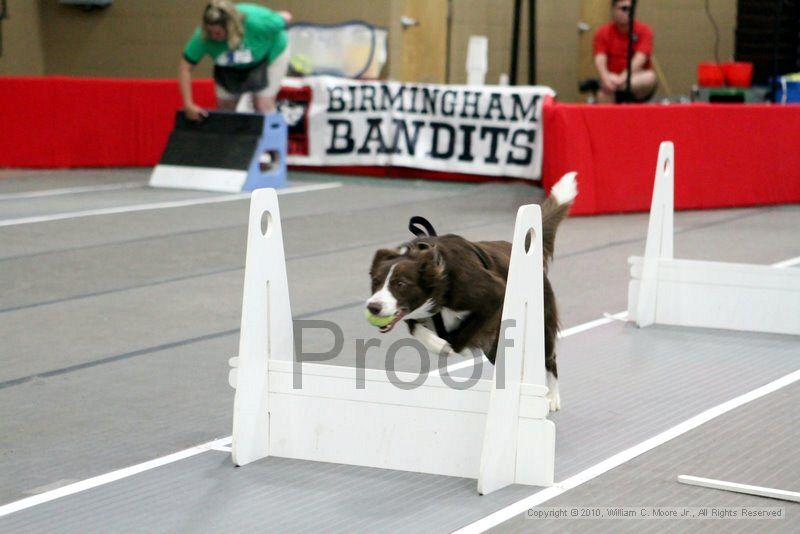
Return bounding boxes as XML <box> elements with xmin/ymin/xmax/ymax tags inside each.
<box><xmin>639</xmin><ymin>70</ymin><xmax>657</xmax><ymax>86</ymax></box>
<box><xmin>632</xmin><ymin>70</ymin><xmax>657</xmax><ymax>99</ymax></box>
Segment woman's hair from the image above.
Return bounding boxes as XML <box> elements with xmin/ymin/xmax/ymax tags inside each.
<box><xmin>202</xmin><ymin>0</ymin><xmax>244</xmax><ymax>50</ymax></box>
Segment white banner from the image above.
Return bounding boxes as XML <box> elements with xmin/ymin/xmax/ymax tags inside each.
<box><xmin>281</xmin><ymin>76</ymin><xmax>554</xmax><ymax>180</ymax></box>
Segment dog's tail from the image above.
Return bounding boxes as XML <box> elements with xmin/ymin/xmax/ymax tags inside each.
<box><xmin>541</xmin><ymin>172</ymin><xmax>577</xmax><ymax>268</ymax></box>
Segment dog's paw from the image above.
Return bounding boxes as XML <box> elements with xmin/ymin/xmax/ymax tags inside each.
<box><xmin>413</xmin><ymin>325</ymin><xmax>452</xmax><ymax>356</ymax></box>
<box><xmin>547</xmin><ymin>390</ymin><xmax>561</xmax><ymax>412</ymax></box>
<box><xmin>431</xmin><ymin>338</ymin><xmax>454</xmax><ymax>357</ymax></box>
<box><xmin>546</xmin><ymin>371</ymin><xmax>561</xmax><ymax>412</ymax></box>
<box><xmin>551</xmin><ymin>171</ymin><xmax>578</xmax><ymax>205</ymax></box>
<box><xmin>457</xmin><ymin>346</ymin><xmax>485</xmax><ymax>360</ymax></box>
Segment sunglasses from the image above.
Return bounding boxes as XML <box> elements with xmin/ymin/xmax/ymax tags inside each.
<box><xmin>617</xmin><ymin>5</ymin><xmax>631</xmax><ymax>12</ymax></box>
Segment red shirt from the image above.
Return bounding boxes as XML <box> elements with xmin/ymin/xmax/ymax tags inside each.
<box><xmin>593</xmin><ymin>21</ymin><xmax>653</xmax><ymax>73</ymax></box>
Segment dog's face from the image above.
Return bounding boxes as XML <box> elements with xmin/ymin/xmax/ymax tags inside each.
<box><xmin>366</xmin><ymin>242</ymin><xmax>445</xmax><ymax>333</ymax></box>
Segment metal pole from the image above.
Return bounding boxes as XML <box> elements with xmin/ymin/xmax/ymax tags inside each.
<box><xmin>528</xmin><ymin>0</ymin><xmax>536</xmax><ymax>84</ymax></box>
<box><xmin>771</xmin><ymin>0</ymin><xmax>783</xmax><ymax>101</ymax></box>
<box><xmin>510</xmin><ymin>0</ymin><xmax>522</xmax><ymax>85</ymax></box>
<box><xmin>0</xmin><ymin>0</ymin><xmax>7</xmax><ymax>58</ymax></box>
<box><xmin>624</xmin><ymin>0</ymin><xmax>638</xmax><ymax>102</ymax></box>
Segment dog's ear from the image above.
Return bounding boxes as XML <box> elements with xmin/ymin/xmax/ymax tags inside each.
<box><xmin>370</xmin><ymin>248</ymin><xmax>400</xmax><ymax>275</ymax></box>
<box><xmin>374</xmin><ymin>248</ymin><xmax>399</xmax><ymax>263</ymax></box>
<box><xmin>409</xmin><ymin>239</ymin><xmax>438</xmax><ymax>256</ymax></box>
<box><xmin>419</xmin><ymin>244</ymin><xmax>446</xmax><ymax>279</ymax></box>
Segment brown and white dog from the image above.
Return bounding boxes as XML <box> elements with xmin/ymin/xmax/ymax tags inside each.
<box><xmin>366</xmin><ymin>172</ymin><xmax>577</xmax><ymax>411</ymax></box>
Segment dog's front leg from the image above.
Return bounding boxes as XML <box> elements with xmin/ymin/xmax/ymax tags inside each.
<box><xmin>409</xmin><ymin>323</ymin><xmax>453</xmax><ymax>357</ymax></box>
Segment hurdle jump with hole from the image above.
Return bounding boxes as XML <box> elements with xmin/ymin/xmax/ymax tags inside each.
<box><xmin>227</xmin><ymin>189</ymin><xmax>555</xmax><ymax>495</ymax></box>
<box><xmin>628</xmin><ymin>141</ymin><xmax>800</xmax><ymax>335</ymax></box>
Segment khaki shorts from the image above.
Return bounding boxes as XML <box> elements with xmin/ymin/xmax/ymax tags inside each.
<box><xmin>215</xmin><ymin>46</ymin><xmax>291</xmax><ymax>101</ymax></box>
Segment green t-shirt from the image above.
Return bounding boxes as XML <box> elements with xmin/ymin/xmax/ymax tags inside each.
<box><xmin>183</xmin><ymin>3</ymin><xmax>287</xmax><ymax>69</ymax></box>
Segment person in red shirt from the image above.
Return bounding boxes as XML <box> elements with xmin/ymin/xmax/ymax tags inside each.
<box><xmin>593</xmin><ymin>0</ymin><xmax>657</xmax><ymax>103</ymax></box>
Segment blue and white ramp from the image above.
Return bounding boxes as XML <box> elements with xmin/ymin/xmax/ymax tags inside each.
<box><xmin>150</xmin><ymin>111</ymin><xmax>287</xmax><ymax>193</ymax></box>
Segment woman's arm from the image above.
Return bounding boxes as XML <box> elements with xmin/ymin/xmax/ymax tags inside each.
<box><xmin>179</xmin><ymin>57</ymin><xmax>208</xmax><ymax>121</ymax></box>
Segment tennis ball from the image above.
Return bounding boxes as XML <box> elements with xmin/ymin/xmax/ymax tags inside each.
<box><xmin>365</xmin><ymin>309</ymin><xmax>394</xmax><ymax>328</ymax></box>
<box><xmin>290</xmin><ymin>54</ymin><xmax>313</xmax><ymax>75</ymax></box>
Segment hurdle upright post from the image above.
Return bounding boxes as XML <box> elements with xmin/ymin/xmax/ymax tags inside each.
<box><xmin>478</xmin><ymin>204</ymin><xmax>554</xmax><ymax>494</ymax></box>
<box><xmin>635</xmin><ymin>141</ymin><xmax>674</xmax><ymax>328</ymax></box>
<box><xmin>229</xmin><ymin>188</ymin><xmax>294</xmax><ymax>466</ymax></box>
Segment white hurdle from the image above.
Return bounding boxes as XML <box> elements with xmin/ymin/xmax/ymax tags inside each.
<box><xmin>628</xmin><ymin>141</ymin><xmax>800</xmax><ymax>335</ymax></box>
<box><xmin>228</xmin><ymin>189</ymin><xmax>555</xmax><ymax>495</ymax></box>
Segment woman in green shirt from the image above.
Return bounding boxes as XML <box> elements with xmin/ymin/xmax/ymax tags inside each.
<box><xmin>179</xmin><ymin>1</ymin><xmax>291</xmax><ymax>120</ymax></box>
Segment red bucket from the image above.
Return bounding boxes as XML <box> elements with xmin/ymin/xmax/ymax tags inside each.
<box><xmin>697</xmin><ymin>62</ymin><xmax>725</xmax><ymax>87</ymax></box>
<box><xmin>722</xmin><ymin>62</ymin><xmax>753</xmax><ymax>87</ymax></box>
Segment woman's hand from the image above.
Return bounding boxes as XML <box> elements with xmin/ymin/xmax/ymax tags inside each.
<box><xmin>600</xmin><ymin>73</ymin><xmax>619</xmax><ymax>93</ymax></box>
<box><xmin>185</xmin><ymin>103</ymin><xmax>208</xmax><ymax>122</ymax></box>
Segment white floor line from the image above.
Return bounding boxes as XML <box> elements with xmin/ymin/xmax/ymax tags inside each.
<box><xmin>454</xmin><ymin>368</ymin><xmax>800</xmax><ymax>534</ymax></box>
<box><xmin>0</xmin><ymin>437</ymin><xmax>232</xmax><ymax>519</ymax></box>
<box><xmin>0</xmin><ymin>182</ymin><xmax>144</xmax><ymax>201</ymax></box>
<box><xmin>771</xmin><ymin>255</ymin><xmax>800</xmax><ymax>269</ymax></box>
<box><xmin>428</xmin><ymin>356</ymin><xmax>482</xmax><ymax>376</ymax></box>
<box><xmin>0</xmin><ymin>182</ymin><xmax>342</xmax><ymax>228</ymax></box>
<box><xmin>428</xmin><ymin>311</ymin><xmax>629</xmax><ymax>378</ymax></box>
<box><xmin>559</xmin><ymin>310</ymin><xmax>628</xmax><ymax>338</ymax></box>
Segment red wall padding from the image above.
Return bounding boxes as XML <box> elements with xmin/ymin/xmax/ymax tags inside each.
<box><xmin>0</xmin><ymin>76</ymin><xmax>216</xmax><ymax>168</ymax></box>
<box><xmin>542</xmin><ymin>100</ymin><xmax>800</xmax><ymax>215</ymax></box>
<box><xmin>3</xmin><ymin>77</ymin><xmax>799</xmax><ymax>216</ymax></box>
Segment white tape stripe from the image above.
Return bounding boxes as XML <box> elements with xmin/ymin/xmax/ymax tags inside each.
<box><xmin>0</xmin><ymin>437</ymin><xmax>232</xmax><ymax>518</ymax></box>
<box><xmin>428</xmin><ymin>357</ymin><xmax>482</xmax><ymax>377</ymax></box>
<box><xmin>0</xmin><ymin>182</ymin><xmax>143</xmax><ymax>201</ymax></box>
<box><xmin>771</xmin><ymin>255</ymin><xmax>800</xmax><ymax>268</ymax></box>
<box><xmin>454</xmin><ymin>369</ymin><xmax>800</xmax><ymax>533</ymax></box>
<box><xmin>0</xmin><ymin>182</ymin><xmax>342</xmax><ymax>228</ymax></box>
<box><xmin>429</xmin><ymin>311</ymin><xmax>629</xmax><ymax>378</ymax></box>
<box><xmin>558</xmin><ymin>311</ymin><xmax>628</xmax><ymax>338</ymax></box>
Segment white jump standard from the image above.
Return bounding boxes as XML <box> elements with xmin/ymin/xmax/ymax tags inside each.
<box><xmin>628</xmin><ymin>141</ymin><xmax>800</xmax><ymax>335</ymax></box>
<box><xmin>228</xmin><ymin>189</ymin><xmax>556</xmax><ymax>495</ymax></box>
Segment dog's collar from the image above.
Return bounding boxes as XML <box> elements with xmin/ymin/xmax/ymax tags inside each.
<box><xmin>408</xmin><ymin>216</ymin><xmax>454</xmax><ymax>344</ymax></box>
<box><xmin>468</xmin><ymin>243</ymin><xmax>492</xmax><ymax>270</ymax></box>
<box><xmin>407</xmin><ymin>216</ymin><xmax>492</xmax><ymax>345</ymax></box>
